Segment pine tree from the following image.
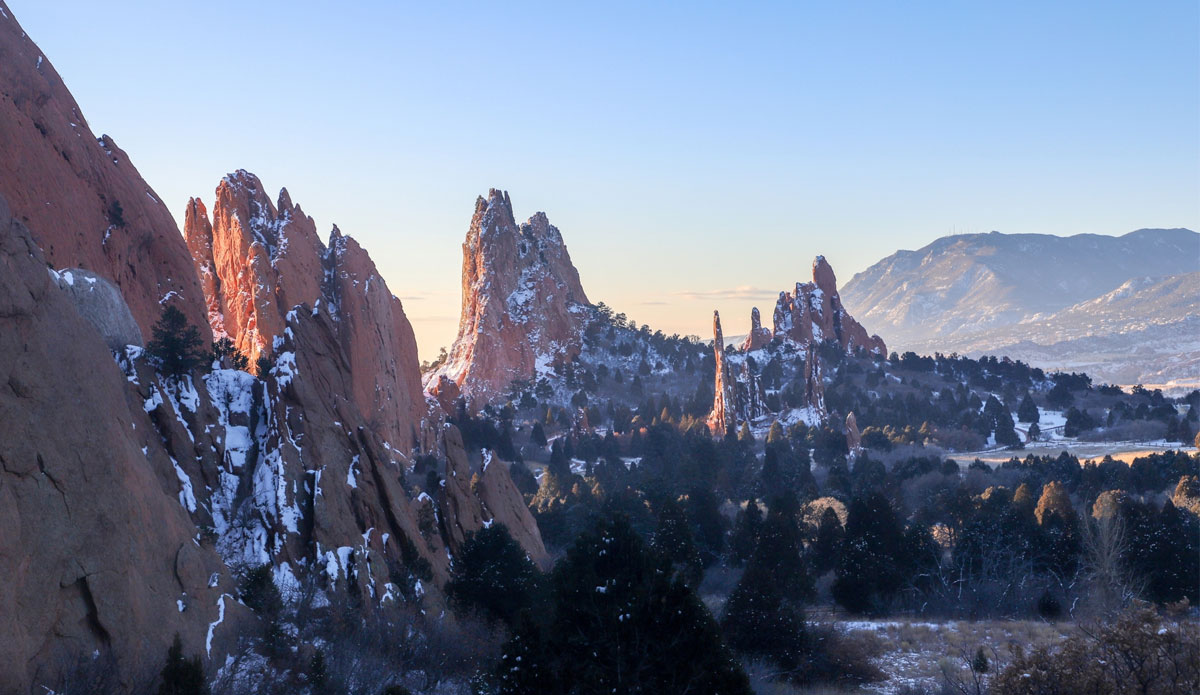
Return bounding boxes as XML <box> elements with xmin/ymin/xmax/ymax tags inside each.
<box><xmin>147</xmin><ymin>306</ymin><xmax>206</xmax><ymax>377</ymax></box>
<box><xmin>1017</xmin><ymin>394</ymin><xmax>1040</xmax><ymax>423</ymax></box>
<box><xmin>729</xmin><ymin>500</ymin><xmax>763</xmax><ymax>565</ymax></box>
<box><xmin>157</xmin><ymin>634</ymin><xmax>208</xmax><ymax>695</ymax></box>
<box><xmin>498</xmin><ymin>514</ymin><xmax>751</xmax><ymax>694</ymax></box>
<box><xmin>812</xmin><ymin>506</ymin><xmax>843</xmax><ymax>574</ymax></box>
<box><xmin>833</xmin><ymin>492</ymin><xmax>905</xmax><ymax>614</ymax></box>
<box><xmin>531</xmin><ymin>421</ymin><xmax>548</xmax><ymax>447</ymax></box>
<box><xmin>447</xmin><ymin>525</ymin><xmax>542</xmax><ymax>627</ymax></box>
<box><xmin>652</xmin><ymin>497</ymin><xmax>703</xmax><ymax>585</ymax></box>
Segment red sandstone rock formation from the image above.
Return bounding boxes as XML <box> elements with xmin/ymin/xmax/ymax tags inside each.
<box><xmin>711</xmin><ymin>257</ymin><xmax>880</xmax><ymax>431</ymax></box>
<box><xmin>185</xmin><ymin>172</ymin><xmax>424</xmax><ymax>452</ymax></box>
<box><xmin>428</xmin><ymin>190</ymin><xmax>590</xmax><ymax>410</ymax></box>
<box><xmin>708</xmin><ymin>311</ymin><xmax>737</xmax><ymax>435</ymax></box>
<box><xmin>0</xmin><ymin>2</ymin><xmax>209</xmax><ymax>339</ymax></box>
<box><xmin>741</xmin><ymin>306</ymin><xmax>773</xmax><ymax>351</ymax></box>
<box><xmin>845</xmin><ymin>411</ymin><xmax>862</xmax><ymax>453</ymax></box>
<box><xmin>772</xmin><ymin>256</ymin><xmax>887</xmax><ymax>356</ymax></box>
<box><xmin>0</xmin><ymin>194</ymin><xmax>238</xmax><ymax>694</ymax></box>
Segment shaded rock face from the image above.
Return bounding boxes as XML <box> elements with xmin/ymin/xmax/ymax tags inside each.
<box><xmin>185</xmin><ymin>172</ymin><xmax>424</xmax><ymax>452</ymax></box>
<box><xmin>50</xmin><ymin>267</ymin><xmax>144</xmax><ymax>349</ymax></box>
<box><xmin>0</xmin><ymin>195</ymin><xmax>234</xmax><ymax>694</ymax></box>
<box><xmin>771</xmin><ymin>256</ymin><xmax>886</xmax><ymax>357</ymax></box>
<box><xmin>439</xmin><ymin>426</ymin><xmax>549</xmax><ymax>570</ymax></box>
<box><xmin>428</xmin><ymin>189</ymin><xmax>590</xmax><ymax>410</ymax></box>
<box><xmin>0</xmin><ymin>2</ymin><xmax>209</xmax><ymax>339</ymax></box>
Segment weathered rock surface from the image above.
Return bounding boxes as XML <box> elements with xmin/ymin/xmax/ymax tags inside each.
<box><xmin>771</xmin><ymin>256</ymin><xmax>886</xmax><ymax>357</ymax></box>
<box><xmin>50</xmin><ymin>267</ymin><xmax>144</xmax><ymax>349</ymax></box>
<box><xmin>708</xmin><ymin>311</ymin><xmax>737</xmax><ymax>435</ymax></box>
<box><xmin>0</xmin><ymin>194</ymin><xmax>233</xmax><ymax>694</ymax></box>
<box><xmin>428</xmin><ymin>190</ymin><xmax>590</xmax><ymax>410</ymax></box>
<box><xmin>440</xmin><ymin>426</ymin><xmax>549</xmax><ymax>569</ymax></box>
<box><xmin>0</xmin><ymin>2</ymin><xmax>209</xmax><ymax>339</ymax></box>
<box><xmin>845</xmin><ymin>411</ymin><xmax>862</xmax><ymax>453</ymax></box>
<box><xmin>711</xmin><ymin>257</ymin><xmax>879</xmax><ymax>431</ymax></box>
<box><xmin>741</xmin><ymin>306</ymin><xmax>772</xmax><ymax>352</ymax></box>
<box><xmin>185</xmin><ymin>172</ymin><xmax>424</xmax><ymax>452</ymax></box>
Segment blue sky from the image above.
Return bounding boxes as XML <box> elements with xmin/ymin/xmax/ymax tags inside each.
<box><xmin>8</xmin><ymin>0</ymin><xmax>1198</xmax><ymax>359</ymax></box>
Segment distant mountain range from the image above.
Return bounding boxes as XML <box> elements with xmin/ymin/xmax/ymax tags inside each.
<box><xmin>841</xmin><ymin>229</ymin><xmax>1200</xmax><ymax>392</ymax></box>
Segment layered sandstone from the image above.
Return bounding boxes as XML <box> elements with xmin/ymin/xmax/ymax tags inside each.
<box><xmin>0</xmin><ymin>2</ymin><xmax>209</xmax><ymax>339</ymax></box>
<box><xmin>712</xmin><ymin>256</ymin><xmax>880</xmax><ymax>431</ymax></box>
<box><xmin>770</xmin><ymin>256</ymin><xmax>887</xmax><ymax>356</ymax></box>
<box><xmin>185</xmin><ymin>173</ymin><xmax>424</xmax><ymax>452</ymax></box>
<box><xmin>0</xmin><ymin>194</ymin><xmax>236</xmax><ymax>694</ymax></box>
<box><xmin>428</xmin><ymin>190</ymin><xmax>590</xmax><ymax>409</ymax></box>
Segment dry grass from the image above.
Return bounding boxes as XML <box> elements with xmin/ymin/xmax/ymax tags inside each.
<box><xmin>823</xmin><ymin>618</ymin><xmax>1073</xmax><ymax>694</ymax></box>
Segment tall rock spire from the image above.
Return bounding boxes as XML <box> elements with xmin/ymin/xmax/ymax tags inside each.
<box><xmin>741</xmin><ymin>306</ymin><xmax>772</xmax><ymax>351</ymax></box>
<box><xmin>707</xmin><ymin>311</ymin><xmax>737</xmax><ymax>435</ymax></box>
<box><xmin>428</xmin><ymin>189</ymin><xmax>591</xmax><ymax>410</ymax></box>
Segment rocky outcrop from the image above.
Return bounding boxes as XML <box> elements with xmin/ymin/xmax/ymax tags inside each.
<box><xmin>0</xmin><ymin>194</ymin><xmax>236</xmax><ymax>694</ymax></box>
<box><xmin>428</xmin><ymin>190</ymin><xmax>590</xmax><ymax>410</ymax></box>
<box><xmin>0</xmin><ymin>2</ymin><xmax>209</xmax><ymax>339</ymax></box>
<box><xmin>185</xmin><ymin>172</ymin><xmax>424</xmax><ymax>452</ymax></box>
<box><xmin>770</xmin><ymin>256</ymin><xmax>886</xmax><ymax>356</ymax></box>
<box><xmin>708</xmin><ymin>312</ymin><xmax>737</xmax><ymax>435</ymax></box>
<box><xmin>711</xmin><ymin>257</ymin><xmax>878</xmax><ymax>432</ymax></box>
<box><xmin>50</xmin><ymin>267</ymin><xmax>144</xmax><ymax>349</ymax></box>
<box><xmin>741</xmin><ymin>306</ymin><xmax>772</xmax><ymax>351</ymax></box>
<box><xmin>440</xmin><ymin>426</ymin><xmax>549</xmax><ymax>569</ymax></box>
<box><xmin>845</xmin><ymin>411</ymin><xmax>862</xmax><ymax>453</ymax></box>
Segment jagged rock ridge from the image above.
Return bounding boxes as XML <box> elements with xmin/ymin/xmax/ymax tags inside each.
<box><xmin>712</xmin><ymin>256</ymin><xmax>880</xmax><ymax>433</ymax></box>
<box><xmin>428</xmin><ymin>189</ymin><xmax>591</xmax><ymax>409</ymax></box>
<box><xmin>185</xmin><ymin>171</ymin><xmax>425</xmax><ymax>452</ymax></box>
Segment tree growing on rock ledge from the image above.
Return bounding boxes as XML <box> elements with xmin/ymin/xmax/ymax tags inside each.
<box><xmin>146</xmin><ymin>306</ymin><xmax>207</xmax><ymax>377</ymax></box>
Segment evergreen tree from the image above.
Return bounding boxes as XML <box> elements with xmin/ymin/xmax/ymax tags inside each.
<box><xmin>811</xmin><ymin>506</ymin><xmax>843</xmax><ymax>574</ymax></box>
<box><xmin>531</xmin><ymin>421</ymin><xmax>548</xmax><ymax>447</ymax></box>
<box><xmin>147</xmin><ymin>306</ymin><xmax>206</xmax><ymax>377</ymax></box>
<box><xmin>1017</xmin><ymin>394</ymin><xmax>1040</xmax><ymax>423</ymax></box>
<box><xmin>497</xmin><ymin>514</ymin><xmax>751</xmax><ymax>695</ymax></box>
<box><xmin>652</xmin><ymin>497</ymin><xmax>703</xmax><ymax>585</ymax></box>
<box><xmin>750</xmin><ymin>494</ymin><xmax>814</xmax><ymax>603</ymax></box>
<box><xmin>833</xmin><ymin>492</ymin><xmax>905</xmax><ymax>614</ymax></box>
<box><xmin>721</xmin><ymin>561</ymin><xmax>808</xmax><ymax>677</ymax></box>
<box><xmin>447</xmin><ymin>525</ymin><xmax>542</xmax><ymax>627</ymax></box>
<box><xmin>729</xmin><ymin>499</ymin><xmax>763</xmax><ymax>565</ymax></box>
<box><xmin>157</xmin><ymin>634</ymin><xmax>208</xmax><ymax>695</ymax></box>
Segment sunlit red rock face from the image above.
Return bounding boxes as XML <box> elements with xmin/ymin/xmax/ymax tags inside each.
<box><xmin>185</xmin><ymin>172</ymin><xmax>424</xmax><ymax>451</ymax></box>
<box><xmin>0</xmin><ymin>1</ymin><xmax>209</xmax><ymax>339</ymax></box>
<box><xmin>768</xmin><ymin>256</ymin><xmax>887</xmax><ymax>356</ymax></box>
<box><xmin>713</xmin><ymin>256</ymin><xmax>881</xmax><ymax>432</ymax></box>
<box><xmin>428</xmin><ymin>189</ymin><xmax>590</xmax><ymax>409</ymax></box>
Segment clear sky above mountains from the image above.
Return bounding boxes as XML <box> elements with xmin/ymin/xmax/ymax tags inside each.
<box><xmin>9</xmin><ymin>0</ymin><xmax>1198</xmax><ymax>359</ymax></box>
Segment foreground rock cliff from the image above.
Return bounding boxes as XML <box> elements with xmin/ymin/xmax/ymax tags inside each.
<box><xmin>0</xmin><ymin>1</ymin><xmax>209</xmax><ymax>339</ymax></box>
<box><xmin>0</xmin><ymin>194</ymin><xmax>235</xmax><ymax>693</ymax></box>
<box><xmin>0</xmin><ymin>4</ymin><xmax>547</xmax><ymax>690</ymax></box>
<box><xmin>428</xmin><ymin>189</ymin><xmax>591</xmax><ymax>409</ymax></box>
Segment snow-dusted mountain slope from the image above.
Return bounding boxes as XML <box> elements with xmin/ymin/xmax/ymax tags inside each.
<box><xmin>841</xmin><ymin>230</ymin><xmax>1199</xmax><ymax>391</ymax></box>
